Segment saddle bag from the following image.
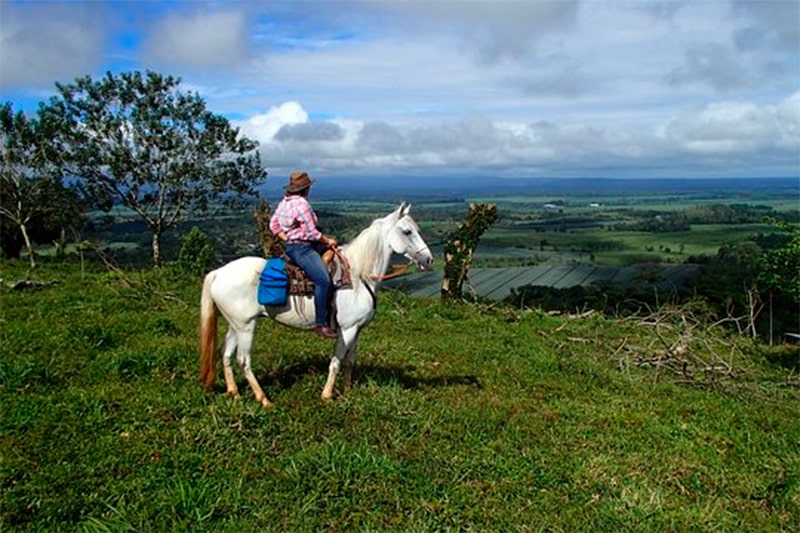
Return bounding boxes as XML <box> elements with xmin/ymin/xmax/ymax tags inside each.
<box><xmin>258</xmin><ymin>257</ymin><xmax>289</xmax><ymax>306</ymax></box>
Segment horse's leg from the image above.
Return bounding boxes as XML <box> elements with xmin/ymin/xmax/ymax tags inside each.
<box><xmin>342</xmin><ymin>328</ymin><xmax>362</xmax><ymax>393</ymax></box>
<box><xmin>222</xmin><ymin>329</ymin><xmax>239</xmax><ymax>397</ymax></box>
<box><xmin>321</xmin><ymin>326</ymin><xmax>358</xmax><ymax>402</ymax></box>
<box><xmin>236</xmin><ymin>325</ymin><xmax>274</xmax><ymax>409</ymax></box>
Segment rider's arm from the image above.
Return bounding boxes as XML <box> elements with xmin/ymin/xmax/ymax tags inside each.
<box><xmin>269</xmin><ymin>204</ymin><xmax>286</xmax><ymax>239</ymax></box>
<box><xmin>295</xmin><ymin>198</ymin><xmax>323</xmax><ymax>242</ymax></box>
<box><xmin>270</xmin><ymin>199</ymin><xmax>302</xmax><ymax>242</ymax></box>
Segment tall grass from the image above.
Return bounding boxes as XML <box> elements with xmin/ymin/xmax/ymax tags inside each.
<box><xmin>1</xmin><ymin>259</ymin><xmax>798</xmax><ymax>531</ymax></box>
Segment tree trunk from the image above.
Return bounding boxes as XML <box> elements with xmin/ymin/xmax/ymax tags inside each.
<box><xmin>152</xmin><ymin>231</ymin><xmax>164</xmax><ymax>267</ymax></box>
<box><xmin>768</xmin><ymin>291</ymin><xmax>774</xmax><ymax>347</ymax></box>
<box><xmin>54</xmin><ymin>227</ymin><xmax>66</xmax><ymax>258</ymax></box>
<box><xmin>19</xmin><ymin>223</ymin><xmax>36</xmax><ymax>268</ymax></box>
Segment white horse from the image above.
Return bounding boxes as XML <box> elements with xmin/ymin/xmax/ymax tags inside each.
<box><xmin>200</xmin><ymin>202</ymin><xmax>433</xmax><ymax>407</ymax></box>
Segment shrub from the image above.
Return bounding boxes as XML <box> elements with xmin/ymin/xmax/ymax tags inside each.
<box><xmin>177</xmin><ymin>227</ymin><xmax>216</xmax><ymax>276</ymax></box>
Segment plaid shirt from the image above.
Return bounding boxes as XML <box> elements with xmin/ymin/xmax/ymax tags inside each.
<box><xmin>269</xmin><ymin>195</ymin><xmax>323</xmax><ymax>242</ymax></box>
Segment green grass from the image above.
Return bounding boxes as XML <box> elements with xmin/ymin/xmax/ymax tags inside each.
<box><xmin>1</xmin><ymin>259</ymin><xmax>798</xmax><ymax>531</ymax></box>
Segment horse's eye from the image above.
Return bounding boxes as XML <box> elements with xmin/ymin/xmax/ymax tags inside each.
<box><xmin>403</xmin><ymin>229</ymin><xmax>413</xmax><ymax>236</ymax></box>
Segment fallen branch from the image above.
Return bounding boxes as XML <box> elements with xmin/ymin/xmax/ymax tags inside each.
<box><xmin>4</xmin><ymin>279</ymin><xmax>61</xmax><ymax>290</ymax></box>
<box><xmin>617</xmin><ymin>303</ymin><xmax>750</xmax><ymax>389</ymax></box>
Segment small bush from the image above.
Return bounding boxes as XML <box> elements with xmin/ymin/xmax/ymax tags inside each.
<box><xmin>762</xmin><ymin>343</ymin><xmax>800</xmax><ymax>371</ymax></box>
<box><xmin>177</xmin><ymin>227</ymin><xmax>216</xmax><ymax>276</ymax></box>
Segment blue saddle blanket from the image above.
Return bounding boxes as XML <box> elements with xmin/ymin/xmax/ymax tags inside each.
<box><xmin>258</xmin><ymin>257</ymin><xmax>289</xmax><ymax>306</ymax></box>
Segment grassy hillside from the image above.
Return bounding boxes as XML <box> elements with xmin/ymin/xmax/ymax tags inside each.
<box><xmin>1</xmin><ymin>260</ymin><xmax>798</xmax><ymax>531</ymax></box>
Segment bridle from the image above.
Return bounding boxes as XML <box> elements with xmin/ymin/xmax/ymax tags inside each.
<box><xmin>370</xmin><ymin>226</ymin><xmax>430</xmax><ymax>281</ymax></box>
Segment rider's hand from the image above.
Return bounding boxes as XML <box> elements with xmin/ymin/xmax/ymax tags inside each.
<box><xmin>325</xmin><ymin>236</ymin><xmax>338</xmax><ymax>247</ymax></box>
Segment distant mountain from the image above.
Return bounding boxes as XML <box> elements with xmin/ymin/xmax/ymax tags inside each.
<box><xmin>259</xmin><ymin>175</ymin><xmax>799</xmax><ymax>201</ymax></box>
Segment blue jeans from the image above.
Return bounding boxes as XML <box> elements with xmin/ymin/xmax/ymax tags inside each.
<box><xmin>284</xmin><ymin>242</ymin><xmax>333</xmax><ymax>327</ymax></box>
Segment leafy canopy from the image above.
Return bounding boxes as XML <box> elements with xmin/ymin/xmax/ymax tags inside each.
<box><xmin>759</xmin><ymin>218</ymin><xmax>800</xmax><ymax>302</ymax></box>
<box><xmin>40</xmin><ymin>70</ymin><xmax>266</xmax><ymax>265</ymax></box>
<box><xmin>0</xmin><ymin>102</ymin><xmax>86</xmax><ymax>264</ymax></box>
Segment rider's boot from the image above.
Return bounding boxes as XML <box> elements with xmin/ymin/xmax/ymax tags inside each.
<box><xmin>314</xmin><ymin>325</ymin><xmax>338</xmax><ymax>339</ymax></box>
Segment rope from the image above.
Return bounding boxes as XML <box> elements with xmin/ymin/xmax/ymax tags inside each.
<box><xmin>329</xmin><ymin>242</ymin><xmax>413</xmax><ymax>282</ymax></box>
<box><xmin>371</xmin><ymin>262</ymin><xmax>414</xmax><ymax>280</ymax></box>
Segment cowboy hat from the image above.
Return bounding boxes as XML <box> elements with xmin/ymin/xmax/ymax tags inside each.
<box><xmin>284</xmin><ymin>171</ymin><xmax>314</xmax><ymax>193</ymax></box>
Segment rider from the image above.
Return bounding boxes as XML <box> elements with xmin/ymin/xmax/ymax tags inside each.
<box><xmin>269</xmin><ymin>171</ymin><xmax>339</xmax><ymax>339</ymax></box>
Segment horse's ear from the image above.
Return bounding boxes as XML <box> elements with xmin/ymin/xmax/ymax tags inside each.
<box><xmin>398</xmin><ymin>202</ymin><xmax>411</xmax><ymax>218</ymax></box>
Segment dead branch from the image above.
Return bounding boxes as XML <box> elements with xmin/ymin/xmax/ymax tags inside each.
<box><xmin>4</xmin><ymin>279</ymin><xmax>61</xmax><ymax>290</ymax></box>
<box><xmin>619</xmin><ymin>303</ymin><xmax>748</xmax><ymax>388</ymax></box>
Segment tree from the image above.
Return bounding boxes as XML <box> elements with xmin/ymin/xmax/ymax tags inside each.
<box><xmin>758</xmin><ymin>219</ymin><xmax>800</xmax><ymax>344</ymax></box>
<box><xmin>759</xmin><ymin>218</ymin><xmax>800</xmax><ymax>303</ymax></box>
<box><xmin>40</xmin><ymin>71</ymin><xmax>266</xmax><ymax>266</ymax></box>
<box><xmin>253</xmin><ymin>198</ymin><xmax>284</xmax><ymax>258</ymax></box>
<box><xmin>0</xmin><ymin>102</ymin><xmax>86</xmax><ymax>266</ymax></box>
<box><xmin>441</xmin><ymin>203</ymin><xmax>498</xmax><ymax>301</ymax></box>
<box><xmin>693</xmin><ymin>240</ymin><xmax>764</xmax><ymax>337</ymax></box>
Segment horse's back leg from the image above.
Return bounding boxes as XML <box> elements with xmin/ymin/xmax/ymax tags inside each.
<box><xmin>342</xmin><ymin>329</ymin><xmax>362</xmax><ymax>393</ymax></box>
<box><xmin>222</xmin><ymin>329</ymin><xmax>239</xmax><ymax>397</ymax></box>
<box><xmin>236</xmin><ymin>325</ymin><xmax>273</xmax><ymax>409</ymax></box>
<box><xmin>321</xmin><ymin>326</ymin><xmax>359</xmax><ymax>402</ymax></box>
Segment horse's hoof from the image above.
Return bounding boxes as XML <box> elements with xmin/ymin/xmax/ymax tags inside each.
<box><xmin>260</xmin><ymin>398</ymin><xmax>275</xmax><ymax>409</ymax></box>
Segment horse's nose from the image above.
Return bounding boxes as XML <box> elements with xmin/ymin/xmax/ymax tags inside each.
<box><xmin>420</xmin><ymin>254</ymin><xmax>434</xmax><ymax>271</ymax></box>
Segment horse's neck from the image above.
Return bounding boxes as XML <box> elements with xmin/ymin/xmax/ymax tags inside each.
<box><xmin>369</xmin><ymin>244</ymin><xmax>393</xmax><ymax>283</ymax></box>
<box><xmin>344</xmin><ymin>222</ymin><xmax>392</xmax><ymax>285</ymax></box>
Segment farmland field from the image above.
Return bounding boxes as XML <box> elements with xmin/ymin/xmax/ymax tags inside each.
<box><xmin>472</xmin><ymin>222</ymin><xmax>780</xmax><ymax>267</ymax></box>
<box><xmin>61</xmin><ymin>177</ymin><xmax>797</xmax><ymax>271</ymax></box>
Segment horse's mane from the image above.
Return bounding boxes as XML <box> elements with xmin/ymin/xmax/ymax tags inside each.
<box><xmin>342</xmin><ymin>218</ymin><xmax>386</xmax><ymax>285</ymax></box>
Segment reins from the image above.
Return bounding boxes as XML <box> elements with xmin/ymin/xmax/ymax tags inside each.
<box><xmin>364</xmin><ymin>261</ymin><xmax>414</xmax><ymax>311</ymax></box>
<box><xmin>329</xmin><ymin>244</ymin><xmax>353</xmax><ymax>287</ymax></box>
<box><xmin>370</xmin><ymin>262</ymin><xmax>414</xmax><ymax>280</ymax></box>
<box><xmin>330</xmin><ymin>242</ymin><xmax>414</xmax><ymax>282</ymax></box>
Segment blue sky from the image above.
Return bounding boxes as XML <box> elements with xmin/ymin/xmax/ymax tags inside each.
<box><xmin>1</xmin><ymin>0</ymin><xmax>798</xmax><ymax>180</ymax></box>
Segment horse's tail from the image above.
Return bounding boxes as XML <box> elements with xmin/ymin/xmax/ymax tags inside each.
<box><xmin>199</xmin><ymin>269</ymin><xmax>219</xmax><ymax>389</ymax></box>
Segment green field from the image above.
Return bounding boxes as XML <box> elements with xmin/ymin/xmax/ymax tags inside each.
<box><xmin>467</xmin><ymin>222</ymin><xmax>782</xmax><ymax>267</ymax></box>
<box><xmin>1</xmin><ymin>260</ymin><xmax>798</xmax><ymax>530</ymax></box>
<box><xmin>48</xmin><ymin>184</ymin><xmax>797</xmax><ymax>273</ymax></box>
<box><xmin>468</xmin><ymin>192</ymin><xmax>799</xmax><ymax>213</ymax></box>
<box><xmin>395</xmin><ymin>192</ymin><xmax>794</xmax><ymax>268</ymax></box>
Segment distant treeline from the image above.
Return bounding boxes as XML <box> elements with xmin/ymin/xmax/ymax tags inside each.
<box><xmin>271</xmin><ymin>176</ymin><xmax>800</xmax><ymax>201</ymax></box>
<box><xmin>615</xmin><ymin>203</ymin><xmax>797</xmax><ymax>233</ymax></box>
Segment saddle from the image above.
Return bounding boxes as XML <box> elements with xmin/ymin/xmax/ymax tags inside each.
<box><xmin>284</xmin><ymin>247</ymin><xmax>352</xmax><ymax>296</ymax></box>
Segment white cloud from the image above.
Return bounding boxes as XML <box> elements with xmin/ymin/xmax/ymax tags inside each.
<box><xmin>143</xmin><ymin>10</ymin><xmax>249</xmax><ymax>70</ymax></box>
<box><xmin>661</xmin><ymin>93</ymin><xmax>800</xmax><ymax>155</ymax></box>
<box><xmin>733</xmin><ymin>0</ymin><xmax>799</xmax><ymax>51</ymax></box>
<box><xmin>0</xmin><ymin>3</ymin><xmax>104</xmax><ymax>90</ymax></box>
<box><xmin>237</xmin><ymin>101</ymin><xmax>308</xmax><ymax>142</ymax></box>
<box><xmin>368</xmin><ymin>0</ymin><xmax>580</xmax><ymax>63</ymax></box>
<box><xmin>667</xmin><ymin>43</ymin><xmax>747</xmax><ymax>91</ymax></box>
<box><xmin>242</xmin><ymin>93</ymin><xmax>799</xmax><ymax>178</ymax></box>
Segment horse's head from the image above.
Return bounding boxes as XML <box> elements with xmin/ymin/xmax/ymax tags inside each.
<box><xmin>387</xmin><ymin>202</ymin><xmax>433</xmax><ymax>271</ymax></box>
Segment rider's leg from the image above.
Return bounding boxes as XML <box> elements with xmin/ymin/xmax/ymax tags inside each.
<box><xmin>285</xmin><ymin>242</ymin><xmax>334</xmax><ymax>330</ymax></box>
